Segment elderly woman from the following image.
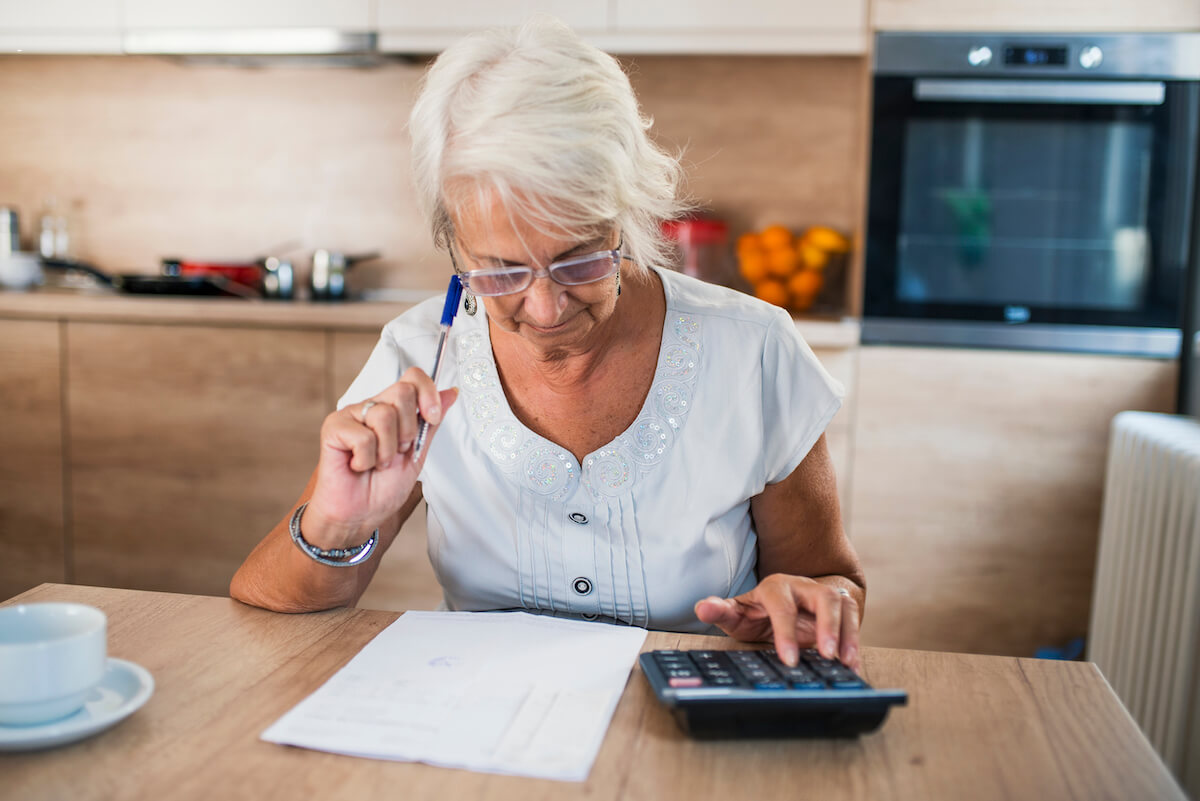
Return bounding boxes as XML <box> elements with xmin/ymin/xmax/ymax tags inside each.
<box><xmin>231</xmin><ymin>17</ymin><xmax>864</xmax><ymax>671</ymax></box>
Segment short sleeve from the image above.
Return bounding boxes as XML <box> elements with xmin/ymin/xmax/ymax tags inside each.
<box><xmin>760</xmin><ymin>310</ymin><xmax>845</xmax><ymax>485</ymax></box>
<box><xmin>335</xmin><ymin>328</ymin><xmax>410</xmax><ymax>410</ymax></box>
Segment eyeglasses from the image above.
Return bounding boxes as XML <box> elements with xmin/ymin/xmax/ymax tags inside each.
<box><xmin>450</xmin><ymin>235</ymin><xmax>623</xmax><ymax>297</ymax></box>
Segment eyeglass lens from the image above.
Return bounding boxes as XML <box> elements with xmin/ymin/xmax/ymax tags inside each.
<box><xmin>465</xmin><ymin>251</ymin><xmax>619</xmax><ymax>296</ymax></box>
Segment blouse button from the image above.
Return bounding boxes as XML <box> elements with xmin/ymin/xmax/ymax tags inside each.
<box><xmin>572</xmin><ymin>577</ymin><xmax>593</xmax><ymax>596</ymax></box>
<box><xmin>568</xmin><ymin>512</ymin><xmax>588</xmax><ymax>525</ymax></box>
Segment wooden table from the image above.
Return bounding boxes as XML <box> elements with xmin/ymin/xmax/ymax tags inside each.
<box><xmin>1</xmin><ymin>584</ymin><xmax>1184</xmax><ymax>801</ymax></box>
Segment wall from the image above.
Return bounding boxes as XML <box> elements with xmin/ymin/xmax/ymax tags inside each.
<box><xmin>0</xmin><ymin>54</ymin><xmax>864</xmax><ymax>292</ymax></box>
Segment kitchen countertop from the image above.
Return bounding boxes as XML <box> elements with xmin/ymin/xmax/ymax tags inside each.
<box><xmin>0</xmin><ymin>288</ymin><xmax>862</xmax><ymax>347</ymax></box>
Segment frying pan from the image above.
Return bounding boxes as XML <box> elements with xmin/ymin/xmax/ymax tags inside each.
<box><xmin>40</xmin><ymin>258</ymin><xmax>260</xmax><ymax>298</ymax></box>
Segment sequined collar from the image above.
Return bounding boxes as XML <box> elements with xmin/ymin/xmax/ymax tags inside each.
<box><xmin>453</xmin><ymin>267</ymin><xmax>703</xmax><ymax>503</ymax></box>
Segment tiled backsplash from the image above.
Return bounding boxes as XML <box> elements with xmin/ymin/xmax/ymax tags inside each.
<box><xmin>0</xmin><ymin>54</ymin><xmax>864</xmax><ymax>291</ymax></box>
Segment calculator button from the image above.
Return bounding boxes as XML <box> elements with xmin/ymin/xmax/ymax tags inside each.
<box><xmin>753</xmin><ymin>680</ymin><xmax>787</xmax><ymax>690</ymax></box>
<box><xmin>668</xmin><ymin>676</ymin><xmax>705</xmax><ymax>688</ymax></box>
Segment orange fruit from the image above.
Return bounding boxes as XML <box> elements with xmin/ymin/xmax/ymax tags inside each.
<box><xmin>753</xmin><ymin>279</ymin><xmax>790</xmax><ymax>307</ymax></box>
<box><xmin>797</xmin><ymin>240</ymin><xmax>830</xmax><ymax>271</ymax></box>
<box><xmin>766</xmin><ymin>247</ymin><xmax>799</xmax><ymax>278</ymax></box>
<box><xmin>801</xmin><ymin>225</ymin><xmax>851</xmax><ymax>254</ymax></box>
<box><xmin>788</xmin><ymin>270</ymin><xmax>823</xmax><ymax>300</ymax></box>
<box><xmin>738</xmin><ymin>251</ymin><xmax>769</xmax><ymax>283</ymax></box>
<box><xmin>759</xmin><ymin>224</ymin><xmax>793</xmax><ymax>251</ymax></box>
<box><xmin>736</xmin><ymin>233</ymin><xmax>763</xmax><ymax>254</ymax></box>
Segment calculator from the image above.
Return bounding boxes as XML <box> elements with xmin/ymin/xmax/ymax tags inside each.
<box><xmin>639</xmin><ymin>648</ymin><xmax>907</xmax><ymax>738</ymax></box>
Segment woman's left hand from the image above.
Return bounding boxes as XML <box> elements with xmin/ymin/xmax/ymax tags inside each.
<box><xmin>694</xmin><ymin>573</ymin><xmax>861</xmax><ymax>670</ymax></box>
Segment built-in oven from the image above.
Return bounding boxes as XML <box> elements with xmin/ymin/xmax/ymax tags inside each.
<box><xmin>863</xmin><ymin>33</ymin><xmax>1200</xmax><ymax>356</ymax></box>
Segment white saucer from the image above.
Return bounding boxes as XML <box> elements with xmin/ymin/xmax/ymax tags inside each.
<box><xmin>0</xmin><ymin>658</ymin><xmax>154</xmax><ymax>752</ymax></box>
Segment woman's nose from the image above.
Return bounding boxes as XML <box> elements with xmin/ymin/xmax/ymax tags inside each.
<box><xmin>522</xmin><ymin>275</ymin><xmax>569</xmax><ymax>323</ymax></box>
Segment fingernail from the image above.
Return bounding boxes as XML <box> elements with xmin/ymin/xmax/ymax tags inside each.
<box><xmin>781</xmin><ymin>645</ymin><xmax>799</xmax><ymax>667</ymax></box>
<box><xmin>824</xmin><ymin>639</ymin><xmax>837</xmax><ymax>658</ymax></box>
<box><xmin>845</xmin><ymin>645</ymin><xmax>857</xmax><ymax>666</ymax></box>
<box><xmin>429</xmin><ymin>404</ymin><xmax>442</xmax><ymax>424</ymax></box>
<box><xmin>380</xmin><ymin>459</ymin><xmax>391</xmax><ymax>469</ymax></box>
<box><xmin>399</xmin><ymin>440</ymin><xmax>412</xmax><ymax>453</ymax></box>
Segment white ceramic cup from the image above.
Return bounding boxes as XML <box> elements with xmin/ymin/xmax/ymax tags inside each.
<box><xmin>0</xmin><ymin>603</ymin><xmax>107</xmax><ymax>726</ymax></box>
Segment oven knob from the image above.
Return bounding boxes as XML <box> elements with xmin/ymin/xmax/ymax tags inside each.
<box><xmin>1079</xmin><ymin>45</ymin><xmax>1103</xmax><ymax>70</ymax></box>
<box><xmin>967</xmin><ymin>45</ymin><xmax>993</xmax><ymax>67</ymax></box>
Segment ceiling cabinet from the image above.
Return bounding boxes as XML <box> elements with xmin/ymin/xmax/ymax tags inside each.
<box><xmin>872</xmin><ymin>0</ymin><xmax>1200</xmax><ymax>32</ymax></box>
<box><xmin>0</xmin><ymin>0</ymin><xmax>868</xmax><ymax>55</ymax></box>
<box><xmin>121</xmin><ymin>0</ymin><xmax>372</xmax><ymax>30</ymax></box>
<box><xmin>0</xmin><ymin>0</ymin><xmax>121</xmax><ymax>53</ymax></box>
<box><xmin>596</xmin><ymin>0</ymin><xmax>866</xmax><ymax>54</ymax></box>
<box><xmin>377</xmin><ymin>0</ymin><xmax>609</xmax><ymax>53</ymax></box>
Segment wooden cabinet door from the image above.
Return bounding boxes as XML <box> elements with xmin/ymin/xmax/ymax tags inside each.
<box><xmin>848</xmin><ymin>346</ymin><xmax>1177</xmax><ymax>657</ymax></box>
<box><xmin>872</xmin><ymin>0</ymin><xmax>1200</xmax><ymax>32</ymax></box>
<box><xmin>0</xmin><ymin>320</ymin><xmax>66</xmax><ymax>599</ymax></box>
<box><xmin>66</xmin><ymin>322</ymin><xmax>327</xmax><ymax>596</ymax></box>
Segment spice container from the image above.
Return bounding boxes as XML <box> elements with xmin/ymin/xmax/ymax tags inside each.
<box><xmin>661</xmin><ymin>218</ymin><xmax>735</xmax><ymax>287</ymax></box>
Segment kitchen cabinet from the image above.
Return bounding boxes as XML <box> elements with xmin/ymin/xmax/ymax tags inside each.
<box><xmin>0</xmin><ymin>320</ymin><xmax>66</xmax><ymax>600</ymax></box>
<box><xmin>66</xmin><ymin>322</ymin><xmax>327</xmax><ymax>596</ymax></box>
<box><xmin>377</xmin><ymin>0</ymin><xmax>607</xmax><ymax>38</ymax></box>
<box><xmin>602</xmin><ymin>0</ymin><xmax>866</xmax><ymax>54</ymax></box>
<box><xmin>847</xmin><ymin>345</ymin><xmax>1177</xmax><ymax>657</ymax></box>
<box><xmin>872</xmin><ymin>0</ymin><xmax>1200</xmax><ymax>32</ymax></box>
<box><xmin>377</xmin><ymin>0</ymin><xmax>867</xmax><ymax>54</ymax></box>
<box><xmin>0</xmin><ymin>0</ymin><xmax>121</xmax><ymax>54</ymax></box>
<box><xmin>121</xmin><ymin>0</ymin><xmax>372</xmax><ymax>30</ymax></box>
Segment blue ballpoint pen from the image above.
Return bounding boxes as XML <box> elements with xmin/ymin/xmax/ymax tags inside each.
<box><xmin>413</xmin><ymin>274</ymin><xmax>463</xmax><ymax>457</ymax></box>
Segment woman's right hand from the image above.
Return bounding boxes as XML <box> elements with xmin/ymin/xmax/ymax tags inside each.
<box><xmin>302</xmin><ymin>367</ymin><xmax>458</xmax><ymax>549</ymax></box>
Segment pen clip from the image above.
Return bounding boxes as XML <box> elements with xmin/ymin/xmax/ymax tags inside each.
<box><xmin>439</xmin><ymin>274</ymin><xmax>463</xmax><ymax>327</ymax></box>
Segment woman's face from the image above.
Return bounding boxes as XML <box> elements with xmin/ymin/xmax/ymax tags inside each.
<box><xmin>450</xmin><ymin>192</ymin><xmax>621</xmax><ymax>354</ymax></box>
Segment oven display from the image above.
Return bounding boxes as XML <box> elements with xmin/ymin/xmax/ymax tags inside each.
<box><xmin>1004</xmin><ymin>45</ymin><xmax>1068</xmax><ymax>67</ymax></box>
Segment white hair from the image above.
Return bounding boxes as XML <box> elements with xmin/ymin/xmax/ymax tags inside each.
<box><xmin>408</xmin><ymin>16</ymin><xmax>688</xmax><ymax>274</ymax></box>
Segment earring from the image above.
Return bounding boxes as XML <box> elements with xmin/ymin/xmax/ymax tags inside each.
<box><xmin>463</xmin><ymin>291</ymin><xmax>478</xmax><ymax>316</ymax></box>
<box><xmin>615</xmin><ymin>270</ymin><xmax>621</xmax><ymax>297</ymax></box>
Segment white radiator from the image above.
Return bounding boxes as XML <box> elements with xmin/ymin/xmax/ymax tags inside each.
<box><xmin>1088</xmin><ymin>411</ymin><xmax>1200</xmax><ymax>797</ymax></box>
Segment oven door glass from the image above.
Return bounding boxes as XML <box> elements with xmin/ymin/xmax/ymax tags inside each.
<box><xmin>866</xmin><ymin>77</ymin><xmax>1198</xmax><ymax>329</ymax></box>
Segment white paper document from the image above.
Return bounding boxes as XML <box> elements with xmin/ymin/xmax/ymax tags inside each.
<box><xmin>261</xmin><ymin>610</ymin><xmax>648</xmax><ymax>781</ymax></box>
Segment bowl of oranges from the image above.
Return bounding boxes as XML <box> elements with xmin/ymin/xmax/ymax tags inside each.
<box><xmin>736</xmin><ymin>224</ymin><xmax>851</xmax><ymax>313</ymax></box>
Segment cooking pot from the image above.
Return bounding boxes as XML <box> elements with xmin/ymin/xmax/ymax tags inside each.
<box><xmin>310</xmin><ymin>250</ymin><xmax>380</xmax><ymax>301</ymax></box>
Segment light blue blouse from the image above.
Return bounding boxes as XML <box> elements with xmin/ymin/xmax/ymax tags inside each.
<box><xmin>339</xmin><ymin>267</ymin><xmax>843</xmax><ymax>632</ymax></box>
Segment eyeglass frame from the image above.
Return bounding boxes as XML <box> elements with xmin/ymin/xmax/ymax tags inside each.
<box><xmin>448</xmin><ymin>233</ymin><xmax>624</xmax><ymax>297</ymax></box>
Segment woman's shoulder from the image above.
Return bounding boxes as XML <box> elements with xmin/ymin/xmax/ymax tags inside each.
<box><xmin>379</xmin><ymin>292</ymin><xmax>453</xmax><ymax>346</ymax></box>
<box><xmin>657</xmin><ymin>266</ymin><xmax>792</xmax><ymax>334</ymax></box>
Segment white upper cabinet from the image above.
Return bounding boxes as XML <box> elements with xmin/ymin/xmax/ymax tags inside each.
<box><xmin>378</xmin><ymin>1</ymin><xmax>607</xmax><ymax>32</ymax></box>
<box><xmin>376</xmin><ymin>1</ymin><xmax>608</xmax><ymax>52</ymax></box>
<box><xmin>121</xmin><ymin>0</ymin><xmax>372</xmax><ymax>30</ymax></box>
<box><xmin>0</xmin><ymin>0</ymin><xmax>871</xmax><ymax>55</ymax></box>
<box><xmin>601</xmin><ymin>0</ymin><xmax>866</xmax><ymax>53</ymax></box>
<box><xmin>0</xmin><ymin>0</ymin><xmax>122</xmax><ymax>53</ymax></box>
<box><xmin>377</xmin><ymin>0</ymin><xmax>867</xmax><ymax>54</ymax></box>
<box><xmin>872</xmin><ymin>0</ymin><xmax>1200</xmax><ymax>33</ymax></box>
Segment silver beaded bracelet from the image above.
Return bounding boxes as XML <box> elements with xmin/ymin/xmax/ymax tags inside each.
<box><xmin>288</xmin><ymin>502</ymin><xmax>378</xmax><ymax>567</ymax></box>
